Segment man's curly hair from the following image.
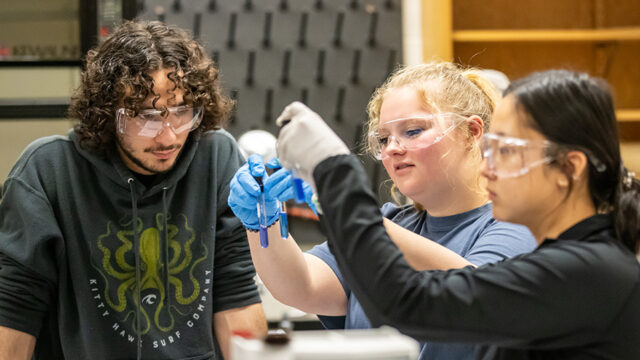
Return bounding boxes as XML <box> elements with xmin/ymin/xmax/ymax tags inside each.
<box><xmin>69</xmin><ymin>20</ymin><xmax>234</xmax><ymax>154</ymax></box>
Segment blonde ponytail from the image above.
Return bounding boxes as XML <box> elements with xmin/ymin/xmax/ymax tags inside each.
<box><xmin>462</xmin><ymin>69</ymin><xmax>500</xmax><ymax>130</ymax></box>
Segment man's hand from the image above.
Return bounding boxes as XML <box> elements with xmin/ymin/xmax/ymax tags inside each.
<box><xmin>0</xmin><ymin>326</ymin><xmax>36</xmax><ymax>360</ymax></box>
<box><xmin>214</xmin><ymin>303</ymin><xmax>267</xmax><ymax>359</ymax></box>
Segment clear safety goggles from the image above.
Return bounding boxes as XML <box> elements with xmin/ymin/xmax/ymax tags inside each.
<box><xmin>369</xmin><ymin>113</ymin><xmax>468</xmax><ymax>160</ymax></box>
<box><xmin>481</xmin><ymin>133</ymin><xmax>607</xmax><ymax>178</ymax></box>
<box><xmin>116</xmin><ymin>105</ymin><xmax>203</xmax><ymax>138</ymax></box>
<box><xmin>481</xmin><ymin>133</ymin><xmax>558</xmax><ymax>178</ymax></box>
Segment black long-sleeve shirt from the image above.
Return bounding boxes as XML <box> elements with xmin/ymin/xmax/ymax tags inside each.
<box><xmin>314</xmin><ymin>155</ymin><xmax>640</xmax><ymax>359</ymax></box>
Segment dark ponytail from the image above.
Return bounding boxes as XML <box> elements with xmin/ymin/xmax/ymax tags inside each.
<box><xmin>615</xmin><ymin>166</ymin><xmax>640</xmax><ymax>252</ymax></box>
<box><xmin>504</xmin><ymin>70</ymin><xmax>639</xmax><ymax>253</ymax></box>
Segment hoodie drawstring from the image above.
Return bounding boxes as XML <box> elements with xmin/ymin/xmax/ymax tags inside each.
<box><xmin>162</xmin><ymin>187</ymin><xmax>170</xmax><ymax>310</ymax></box>
<box><xmin>127</xmin><ymin>178</ymin><xmax>142</xmax><ymax>360</ymax></box>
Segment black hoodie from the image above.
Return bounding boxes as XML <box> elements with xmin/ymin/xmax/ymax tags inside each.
<box><xmin>0</xmin><ymin>129</ymin><xmax>261</xmax><ymax>359</ymax></box>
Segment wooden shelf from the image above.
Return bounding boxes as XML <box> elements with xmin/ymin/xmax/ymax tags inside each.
<box><xmin>617</xmin><ymin>109</ymin><xmax>640</xmax><ymax>122</ymax></box>
<box><xmin>438</xmin><ymin>0</ymin><xmax>640</xmax><ymax>171</ymax></box>
<box><xmin>453</xmin><ymin>27</ymin><xmax>640</xmax><ymax>42</ymax></box>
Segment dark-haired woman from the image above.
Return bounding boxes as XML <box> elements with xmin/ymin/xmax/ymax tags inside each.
<box><xmin>275</xmin><ymin>70</ymin><xmax>640</xmax><ymax>358</ymax></box>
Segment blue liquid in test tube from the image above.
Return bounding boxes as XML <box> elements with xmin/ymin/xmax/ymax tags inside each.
<box><xmin>279</xmin><ymin>201</ymin><xmax>289</xmax><ymax>239</ymax></box>
<box><xmin>259</xmin><ymin>226</ymin><xmax>268</xmax><ymax>247</ymax></box>
<box><xmin>290</xmin><ymin>170</ymin><xmax>306</xmax><ymax>203</ymax></box>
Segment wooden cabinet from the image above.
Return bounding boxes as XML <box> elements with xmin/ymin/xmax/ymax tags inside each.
<box><xmin>422</xmin><ymin>0</ymin><xmax>640</xmax><ymax>171</ymax></box>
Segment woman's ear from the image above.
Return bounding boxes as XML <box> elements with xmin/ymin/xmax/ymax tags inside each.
<box><xmin>466</xmin><ymin>115</ymin><xmax>484</xmax><ymax>141</ymax></box>
<box><xmin>557</xmin><ymin>150</ymin><xmax>589</xmax><ymax>188</ymax></box>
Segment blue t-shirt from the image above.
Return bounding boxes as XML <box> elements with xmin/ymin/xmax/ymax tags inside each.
<box><xmin>307</xmin><ymin>202</ymin><xmax>536</xmax><ymax>360</ymax></box>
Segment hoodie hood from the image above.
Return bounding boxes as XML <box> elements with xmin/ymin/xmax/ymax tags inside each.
<box><xmin>69</xmin><ymin>130</ymin><xmax>200</xmax><ymax>198</ymax></box>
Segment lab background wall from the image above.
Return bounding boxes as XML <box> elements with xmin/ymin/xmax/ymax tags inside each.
<box><xmin>0</xmin><ymin>0</ymin><xmax>81</xmax><ymax>181</ymax></box>
<box><xmin>1</xmin><ymin>0</ymin><xmax>639</xmax><ymax>194</ymax></box>
<box><xmin>0</xmin><ymin>67</ymin><xmax>79</xmax><ymax>180</ymax></box>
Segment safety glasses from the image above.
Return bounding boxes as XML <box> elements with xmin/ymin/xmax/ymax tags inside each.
<box><xmin>116</xmin><ymin>105</ymin><xmax>204</xmax><ymax>138</ymax></box>
<box><xmin>481</xmin><ymin>133</ymin><xmax>555</xmax><ymax>178</ymax></box>
<box><xmin>369</xmin><ymin>113</ymin><xmax>468</xmax><ymax>160</ymax></box>
<box><xmin>481</xmin><ymin>133</ymin><xmax>607</xmax><ymax>178</ymax></box>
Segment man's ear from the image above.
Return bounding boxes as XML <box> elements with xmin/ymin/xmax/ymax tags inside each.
<box><xmin>557</xmin><ymin>150</ymin><xmax>589</xmax><ymax>188</ymax></box>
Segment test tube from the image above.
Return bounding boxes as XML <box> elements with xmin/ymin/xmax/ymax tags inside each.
<box><xmin>254</xmin><ymin>176</ymin><xmax>269</xmax><ymax>248</ymax></box>
<box><xmin>278</xmin><ymin>200</ymin><xmax>289</xmax><ymax>239</ymax></box>
<box><xmin>290</xmin><ymin>170</ymin><xmax>306</xmax><ymax>203</ymax></box>
<box><xmin>269</xmin><ymin>164</ymin><xmax>289</xmax><ymax>239</ymax></box>
<box><xmin>275</xmin><ymin>121</ymin><xmax>306</xmax><ymax>204</ymax></box>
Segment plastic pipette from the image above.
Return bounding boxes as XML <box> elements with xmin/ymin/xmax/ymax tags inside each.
<box><xmin>254</xmin><ymin>176</ymin><xmax>269</xmax><ymax>248</ymax></box>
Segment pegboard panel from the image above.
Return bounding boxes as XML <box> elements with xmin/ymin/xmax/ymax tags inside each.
<box><xmin>136</xmin><ymin>0</ymin><xmax>401</xmax><ymax>203</ymax></box>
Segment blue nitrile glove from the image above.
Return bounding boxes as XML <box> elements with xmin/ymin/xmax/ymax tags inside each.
<box><xmin>228</xmin><ymin>154</ymin><xmax>279</xmax><ymax>230</ymax></box>
<box><xmin>264</xmin><ymin>158</ymin><xmax>317</xmax><ymax>215</ymax></box>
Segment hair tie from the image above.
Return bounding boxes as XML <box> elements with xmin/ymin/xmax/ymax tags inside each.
<box><xmin>622</xmin><ymin>166</ymin><xmax>636</xmax><ymax>189</ymax></box>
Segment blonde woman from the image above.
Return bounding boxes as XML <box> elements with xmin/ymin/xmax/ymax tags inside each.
<box><xmin>229</xmin><ymin>63</ymin><xmax>536</xmax><ymax>359</ymax></box>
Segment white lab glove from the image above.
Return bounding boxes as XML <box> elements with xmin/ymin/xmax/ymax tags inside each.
<box><xmin>276</xmin><ymin>101</ymin><xmax>350</xmax><ymax>192</ymax></box>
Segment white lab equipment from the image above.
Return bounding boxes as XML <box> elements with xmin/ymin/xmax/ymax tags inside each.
<box><xmin>237</xmin><ymin>129</ymin><xmax>278</xmax><ymax>162</ymax></box>
<box><xmin>231</xmin><ymin>327</ymin><xmax>420</xmax><ymax>360</ymax></box>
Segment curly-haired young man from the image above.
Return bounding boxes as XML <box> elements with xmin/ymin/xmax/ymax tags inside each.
<box><xmin>0</xmin><ymin>20</ymin><xmax>267</xmax><ymax>360</ymax></box>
